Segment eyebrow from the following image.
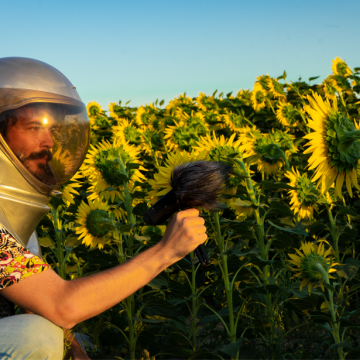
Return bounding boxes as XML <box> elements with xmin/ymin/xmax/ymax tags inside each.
<box><xmin>24</xmin><ymin>120</ymin><xmax>43</xmax><ymax>126</ymax></box>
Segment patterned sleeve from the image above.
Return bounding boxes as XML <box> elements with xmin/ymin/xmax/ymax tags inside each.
<box><xmin>0</xmin><ymin>225</ymin><xmax>49</xmax><ymax>290</ymax></box>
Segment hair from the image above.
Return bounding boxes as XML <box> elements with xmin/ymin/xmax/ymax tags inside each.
<box><xmin>170</xmin><ymin>160</ymin><xmax>232</xmax><ymax>211</ymax></box>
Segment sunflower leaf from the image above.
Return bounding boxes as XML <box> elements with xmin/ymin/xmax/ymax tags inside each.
<box><xmin>258</xmin><ymin>181</ymin><xmax>296</xmax><ymax>191</ymax></box>
<box><xmin>267</xmin><ymin>220</ymin><xmax>308</xmax><ymax>236</ymax></box>
<box><xmin>336</xmin><ymin>258</ymin><xmax>360</xmax><ymax>281</ymax></box>
<box><xmin>309</xmin><ymin>76</ymin><xmax>320</xmax><ymax>82</ymax></box>
<box><xmin>329</xmin><ymin>338</ymin><xmax>353</xmax><ymax>350</ymax></box>
<box><xmin>272</xmin><ymin>233</ymin><xmax>293</xmax><ymax>249</ymax></box>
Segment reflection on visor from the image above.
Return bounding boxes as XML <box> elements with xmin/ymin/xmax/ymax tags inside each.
<box><xmin>0</xmin><ymin>103</ymin><xmax>90</xmax><ymax>186</ymax></box>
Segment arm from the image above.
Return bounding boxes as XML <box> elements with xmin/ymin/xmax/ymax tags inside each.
<box><xmin>1</xmin><ymin>209</ymin><xmax>207</xmax><ymax>329</ymax></box>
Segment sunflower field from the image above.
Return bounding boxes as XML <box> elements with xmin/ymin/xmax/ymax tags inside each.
<box><xmin>38</xmin><ymin>57</ymin><xmax>360</xmax><ymax>360</ymax></box>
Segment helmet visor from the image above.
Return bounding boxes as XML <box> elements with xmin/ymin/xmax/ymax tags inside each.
<box><xmin>0</xmin><ymin>102</ymin><xmax>90</xmax><ymax>186</ymax></box>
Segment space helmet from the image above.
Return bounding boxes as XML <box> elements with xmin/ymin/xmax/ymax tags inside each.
<box><xmin>0</xmin><ymin>57</ymin><xmax>90</xmax><ymax>252</ymax></box>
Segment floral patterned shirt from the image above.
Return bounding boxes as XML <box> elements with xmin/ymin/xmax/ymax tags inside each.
<box><xmin>0</xmin><ymin>224</ymin><xmax>49</xmax><ymax>318</ymax></box>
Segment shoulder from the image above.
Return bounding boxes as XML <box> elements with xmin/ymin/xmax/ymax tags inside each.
<box><xmin>0</xmin><ymin>223</ymin><xmax>49</xmax><ymax>290</ymax></box>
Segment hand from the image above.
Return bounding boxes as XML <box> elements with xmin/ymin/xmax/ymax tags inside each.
<box><xmin>159</xmin><ymin>209</ymin><xmax>207</xmax><ymax>263</ymax></box>
<box><xmin>64</xmin><ymin>331</ymin><xmax>91</xmax><ymax>360</ymax></box>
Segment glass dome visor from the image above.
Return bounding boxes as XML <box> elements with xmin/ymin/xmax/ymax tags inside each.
<box><xmin>0</xmin><ymin>102</ymin><xmax>90</xmax><ymax>188</ymax></box>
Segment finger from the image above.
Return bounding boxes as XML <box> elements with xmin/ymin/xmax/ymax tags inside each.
<box><xmin>193</xmin><ymin>225</ymin><xmax>207</xmax><ymax>234</ymax></box>
<box><xmin>177</xmin><ymin>208</ymin><xmax>199</xmax><ymax>219</ymax></box>
<box><xmin>182</xmin><ymin>217</ymin><xmax>205</xmax><ymax>226</ymax></box>
<box><xmin>196</xmin><ymin>233</ymin><xmax>208</xmax><ymax>244</ymax></box>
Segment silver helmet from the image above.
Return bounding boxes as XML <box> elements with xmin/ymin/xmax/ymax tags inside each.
<box><xmin>0</xmin><ymin>57</ymin><xmax>90</xmax><ymax>251</ymax></box>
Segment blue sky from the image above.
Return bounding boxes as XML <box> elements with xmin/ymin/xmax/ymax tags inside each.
<box><xmin>1</xmin><ymin>0</ymin><xmax>359</xmax><ymax>111</ymax></box>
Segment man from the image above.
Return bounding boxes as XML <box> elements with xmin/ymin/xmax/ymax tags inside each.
<box><xmin>0</xmin><ymin>57</ymin><xmax>207</xmax><ymax>359</ymax></box>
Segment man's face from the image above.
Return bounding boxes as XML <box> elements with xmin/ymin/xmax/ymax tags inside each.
<box><xmin>5</xmin><ymin>106</ymin><xmax>57</xmax><ymax>184</ymax></box>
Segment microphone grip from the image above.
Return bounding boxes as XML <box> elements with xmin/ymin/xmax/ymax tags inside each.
<box><xmin>195</xmin><ymin>244</ymin><xmax>211</xmax><ymax>267</ymax></box>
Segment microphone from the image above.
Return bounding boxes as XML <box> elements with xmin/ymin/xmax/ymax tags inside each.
<box><xmin>143</xmin><ymin>160</ymin><xmax>232</xmax><ymax>267</ymax></box>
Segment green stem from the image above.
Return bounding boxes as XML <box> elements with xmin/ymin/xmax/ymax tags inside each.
<box><xmin>191</xmin><ymin>254</ymin><xmax>197</xmax><ymax>351</ymax></box>
<box><xmin>213</xmin><ymin>212</ymin><xmax>236</xmax><ymax>351</ymax></box>
<box><xmin>265</xmin><ymin>97</ymin><xmax>276</xmax><ymax>115</ymax></box>
<box><xmin>51</xmin><ymin>205</ymin><xmax>66</xmax><ymax>279</ymax></box>
<box><xmin>326</xmin><ymin>205</ymin><xmax>340</xmax><ymax>263</ymax></box>
<box><xmin>295</xmin><ymin>109</ymin><xmax>310</xmax><ymax>134</ymax></box>
<box><xmin>338</xmin><ymin>92</ymin><xmax>350</xmax><ymax>118</ymax></box>
<box><xmin>236</xmin><ymin>160</ymin><xmax>268</xmax><ymax>279</ymax></box>
<box><xmin>316</xmin><ymin>265</ymin><xmax>344</xmax><ymax>360</ymax></box>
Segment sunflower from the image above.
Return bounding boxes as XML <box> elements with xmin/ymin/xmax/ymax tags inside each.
<box><xmin>203</xmin><ymin>110</ymin><xmax>223</xmax><ymax>130</ymax></box>
<box><xmin>61</xmin><ymin>171</ymin><xmax>83</xmax><ymax>206</ymax></box>
<box><xmin>82</xmin><ymin>140</ymin><xmax>146</xmax><ymax>202</ymax></box>
<box><xmin>284</xmin><ymin>168</ymin><xmax>319</xmax><ymax>220</ymax></box>
<box><xmin>223</xmin><ymin>112</ymin><xmax>248</xmax><ymax>132</ymax></box>
<box><xmin>224</xmin><ymin>188</ymin><xmax>253</xmax><ymax>219</ymax></box>
<box><xmin>267</xmin><ymin>77</ymin><xmax>286</xmax><ymax>98</ymax></box>
<box><xmin>112</xmin><ymin>119</ymin><xmax>143</xmax><ymax>147</ymax></box>
<box><xmin>164</xmin><ymin>112</ymin><xmax>208</xmax><ymax>152</ymax></box>
<box><xmin>287</xmin><ymin>241</ymin><xmax>338</xmax><ymax>293</ymax></box>
<box><xmin>108</xmin><ymin>102</ymin><xmax>123</xmax><ymax>120</ymax></box>
<box><xmin>238</xmin><ymin>127</ymin><xmax>294</xmax><ymax>176</ymax></box>
<box><xmin>251</xmin><ymin>84</ymin><xmax>267</xmax><ymax>112</ymax></box>
<box><xmin>255</xmin><ymin>75</ymin><xmax>271</xmax><ymax>92</ymax></box>
<box><xmin>276</xmin><ymin>101</ymin><xmax>300</xmax><ymax>127</ymax></box>
<box><xmin>195</xmin><ymin>132</ymin><xmax>241</xmax><ymax>160</ymax></box>
<box><xmin>331</xmin><ymin>57</ymin><xmax>352</xmax><ymax>77</ymax></box>
<box><xmin>75</xmin><ymin>199</ymin><xmax>112</xmax><ymax>249</ymax></box>
<box><xmin>147</xmin><ymin>150</ymin><xmax>206</xmax><ymax>204</ymax></box>
<box><xmin>135</xmin><ymin>104</ymin><xmax>159</xmax><ymax>130</ymax></box>
<box><xmin>140</xmin><ymin>128</ymin><xmax>165</xmax><ymax>160</ymax></box>
<box><xmin>196</xmin><ymin>92</ymin><xmax>217</xmax><ymax>111</ymax></box>
<box><xmin>165</xmin><ymin>93</ymin><xmax>194</xmax><ymax>115</ymax></box>
<box><xmin>87</xmin><ymin>101</ymin><xmax>103</xmax><ymax>117</ymax></box>
<box><xmin>236</xmin><ymin>89</ymin><xmax>252</xmax><ymax>100</ymax></box>
<box><xmin>303</xmin><ymin>92</ymin><xmax>360</xmax><ymax>198</ymax></box>
<box><xmin>323</xmin><ymin>78</ymin><xmax>341</xmax><ymax>101</ymax></box>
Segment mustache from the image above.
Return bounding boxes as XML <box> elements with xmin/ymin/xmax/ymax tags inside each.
<box><xmin>24</xmin><ymin>149</ymin><xmax>53</xmax><ymax>161</ymax></box>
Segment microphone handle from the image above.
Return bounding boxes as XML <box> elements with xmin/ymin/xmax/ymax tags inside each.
<box><xmin>195</xmin><ymin>244</ymin><xmax>211</xmax><ymax>267</ymax></box>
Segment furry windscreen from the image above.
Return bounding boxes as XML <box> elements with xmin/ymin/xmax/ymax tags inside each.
<box><xmin>170</xmin><ymin>160</ymin><xmax>232</xmax><ymax>211</ymax></box>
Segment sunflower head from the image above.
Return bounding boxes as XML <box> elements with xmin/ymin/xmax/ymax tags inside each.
<box><xmin>196</xmin><ymin>92</ymin><xmax>217</xmax><ymax>111</ymax></box>
<box><xmin>225</xmin><ymin>189</ymin><xmax>253</xmax><ymax>220</ymax></box>
<box><xmin>285</xmin><ymin>168</ymin><xmax>319</xmax><ymax>220</ymax></box>
<box><xmin>331</xmin><ymin>57</ymin><xmax>352</xmax><ymax>77</ymax></box>
<box><xmin>251</xmin><ymin>84</ymin><xmax>267</xmax><ymax>112</ymax></box>
<box><xmin>83</xmin><ymin>140</ymin><xmax>146</xmax><ymax>202</ymax></box>
<box><xmin>325</xmin><ymin>111</ymin><xmax>360</xmax><ymax>173</ymax></box>
<box><xmin>287</xmin><ymin>241</ymin><xmax>338</xmax><ymax>292</ymax></box>
<box><xmin>223</xmin><ymin>112</ymin><xmax>248</xmax><ymax>132</ymax></box>
<box><xmin>256</xmin><ymin>75</ymin><xmax>271</xmax><ymax>91</ymax></box>
<box><xmin>76</xmin><ymin>199</ymin><xmax>113</xmax><ymax>249</ymax></box>
<box><xmin>331</xmin><ymin>75</ymin><xmax>351</xmax><ymax>92</ymax></box>
<box><xmin>267</xmin><ymin>77</ymin><xmax>286</xmax><ymax>98</ymax></box>
<box><xmin>113</xmin><ymin>119</ymin><xmax>143</xmax><ymax>147</ymax></box>
<box><xmin>94</xmin><ymin>145</ymin><xmax>144</xmax><ymax>188</ymax></box>
<box><xmin>164</xmin><ymin>113</ymin><xmax>208</xmax><ymax>152</ymax></box>
<box><xmin>87</xmin><ymin>101</ymin><xmax>103</xmax><ymax>117</ymax></box>
<box><xmin>136</xmin><ymin>104</ymin><xmax>158</xmax><ymax>129</ymax></box>
<box><xmin>323</xmin><ymin>78</ymin><xmax>341</xmax><ymax>101</ymax></box>
<box><xmin>304</xmin><ymin>93</ymin><xmax>360</xmax><ymax>197</ymax></box>
<box><xmin>165</xmin><ymin>93</ymin><xmax>194</xmax><ymax>115</ymax></box>
<box><xmin>236</xmin><ymin>89</ymin><xmax>252</xmax><ymax>100</ymax></box>
<box><xmin>276</xmin><ymin>101</ymin><xmax>300</xmax><ymax>127</ymax></box>
<box><xmin>203</xmin><ymin>111</ymin><xmax>222</xmax><ymax>129</ymax></box>
<box><xmin>244</xmin><ymin>130</ymin><xmax>294</xmax><ymax>176</ymax></box>
<box><xmin>108</xmin><ymin>102</ymin><xmax>125</xmax><ymax>120</ymax></box>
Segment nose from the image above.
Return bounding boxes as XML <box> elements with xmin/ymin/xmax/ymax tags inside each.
<box><xmin>40</xmin><ymin>129</ymin><xmax>55</xmax><ymax>149</ymax></box>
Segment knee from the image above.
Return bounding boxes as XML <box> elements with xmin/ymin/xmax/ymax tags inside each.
<box><xmin>17</xmin><ymin>314</ymin><xmax>64</xmax><ymax>359</ymax></box>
